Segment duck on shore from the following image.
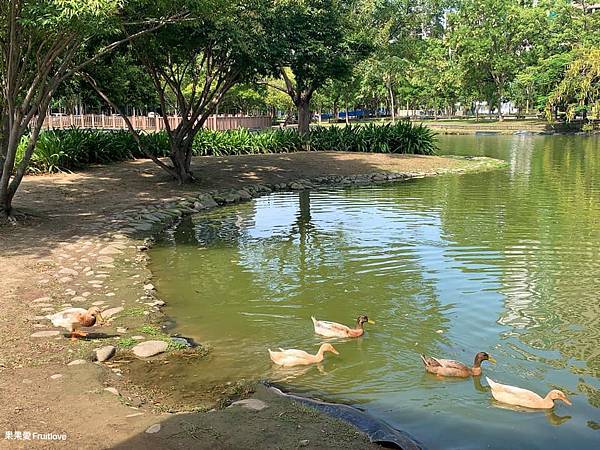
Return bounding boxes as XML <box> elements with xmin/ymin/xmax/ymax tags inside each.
<box><xmin>486</xmin><ymin>377</ymin><xmax>572</xmax><ymax>409</ymax></box>
<box><xmin>311</xmin><ymin>315</ymin><xmax>374</xmax><ymax>338</ymax></box>
<box><xmin>268</xmin><ymin>343</ymin><xmax>339</xmax><ymax>367</ymax></box>
<box><xmin>46</xmin><ymin>306</ymin><xmax>103</xmax><ymax>339</ymax></box>
<box><xmin>420</xmin><ymin>352</ymin><xmax>495</xmax><ymax>377</ymax></box>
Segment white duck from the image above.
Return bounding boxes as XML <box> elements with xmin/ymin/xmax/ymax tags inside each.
<box><xmin>486</xmin><ymin>377</ymin><xmax>572</xmax><ymax>409</ymax></box>
<box><xmin>311</xmin><ymin>315</ymin><xmax>374</xmax><ymax>338</ymax></box>
<box><xmin>268</xmin><ymin>343</ymin><xmax>339</xmax><ymax>367</ymax></box>
<box><xmin>46</xmin><ymin>306</ymin><xmax>103</xmax><ymax>339</ymax></box>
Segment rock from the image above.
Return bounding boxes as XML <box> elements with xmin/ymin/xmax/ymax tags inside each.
<box><xmin>50</xmin><ymin>374</ymin><xmax>63</xmax><ymax>380</ymax></box>
<box><xmin>152</xmin><ymin>300</ymin><xmax>165</xmax><ymax>307</ymax></box>
<box><xmin>238</xmin><ymin>189</ymin><xmax>252</xmax><ymax>201</ymax></box>
<box><xmin>95</xmin><ymin>345</ymin><xmax>116</xmax><ymax>362</ymax></box>
<box><xmin>229</xmin><ymin>398</ymin><xmax>268</xmax><ymax>411</ymax></box>
<box><xmin>67</xmin><ymin>359</ymin><xmax>87</xmax><ymax>366</ymax></box>
<box><xmin>132</xmin><ymin>335</ymin><xmax>145</xmax><ymax>341</ymax></box>
<box><xmin>92</xmin><ymin>300</ymin><xmax>105</xmax><ymax>306</ymax></box>
<box><xmin>97</xmin><ymin>256</ymin><xmax>114</xmax><ymax>264</ymax></box>
<box><xmin>58</xmin><ymin>277</ymin><xmax>73</xmax><ymax>283</ymax></box>
<box><xmin>102</xmin><ymin>306</ymin><xmax>123</xmax><ymax>319</ymax></box>
<box><xmin>299</xmin><ymin>440</ymin><xmax>310</xmax><ymax>447</ymax></box>
<box><xmin>145</xmin><ymin>424</ymin><xmax>161</xmax><ymax>434</ymax></box>
<box><xmin>116</xmin><ymin>327</ymin><xmax>127</xmax><ymax>334</ymax></box>
<box><xmin>135</xmin><ymin>222</ymin><xmax>154</xmax><ymax>231</ymax></box>
<box><xmin>32</xmin><ymin>296</ymin><xmax>51</xmax><ymax>303</ymax></box>
<box><xmin>31</xmin><ymin>330</ymin><xmax>61</xmax><ymax>338</ymax></box>
<box><xmin>104</xmin><ymin>387</ymin><xmax>119</xmax><ymax>396</ymax></box>
<box><xmin>290</xmin><ymin>182</ymin><xmax>304</xmax><ymax>190</ymax></box>
<box><xmin>169</xmin><ymin>337</ymin><xmax>192</xmax><ymax>348</ymax></box>
<box><xmin>143</xmin><ymin>283</ymin><xmax>155</xmax><ymax>291</ymax></box>
<box><xmin>58</xmin><ymin>268</ymin><xmax>78</xmax><ymax>276</ymax></box>
<box><xmin>130</xmin><ymin>397</ymin><xmax>144</xmax><ymax>408</ymax></box>
<box><xmin>99</xmin><ymin>246</ymin><xmax>122</xmax><ymax>255</ymax></box>
<box><xmin>132</xmin><ymin>340</ymin><xmax>168</xmax><ymax>358</ymax></box>
<box><xmin>202</xmin><ymin>196</ymin><xmax>218</xmax><ymax>208</ymax></box>
<box><xmin>126</xmin><ymin>413</ymin><xmax>145</xmax><ymax>418</ymax></box>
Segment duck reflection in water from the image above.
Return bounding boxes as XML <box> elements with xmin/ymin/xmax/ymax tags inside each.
<box><xmin>271</xmin><ymin>363</ymin><xmax>327</xmax><ymax>382</ymax></box>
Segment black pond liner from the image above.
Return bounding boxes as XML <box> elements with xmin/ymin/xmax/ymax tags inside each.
<box><xmin>264</xmin><ymin>382</ymin><xmax>425</xmax><ymax>450</ymax></box>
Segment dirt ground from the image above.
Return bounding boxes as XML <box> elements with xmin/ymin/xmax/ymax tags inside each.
<box><xmin>0</xmin><ymin>152</ymin><xmax>500</xmax><ymax>449</ymax></box>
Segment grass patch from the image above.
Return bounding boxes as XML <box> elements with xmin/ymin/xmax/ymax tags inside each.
<box><xmin>139</xmin><ymin>325</ymin><xmax>162</xmax><ymax>336</ymax></box>
<box><xmin>120</xmin><ymin>307</ymin><xmax>147</xmax><ymax>317</ymax></box>
<box><xmin>117</xmin><ymin>337</ymin><xmax>137</xmax><ymax>349</ymax></box>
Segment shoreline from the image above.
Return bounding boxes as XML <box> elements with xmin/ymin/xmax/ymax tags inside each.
<box><xmin>0</xmin><ymin>152</ymin><xmax>505</xmax><ymax>448</ymax></box>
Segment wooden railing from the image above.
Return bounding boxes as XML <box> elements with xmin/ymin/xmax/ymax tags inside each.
<box><xmin>42</xmin><ymin>114</ymin><xmax>273</xmax><ymax>131</ymax></box>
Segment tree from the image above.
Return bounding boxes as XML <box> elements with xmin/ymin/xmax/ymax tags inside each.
<box><xmin>0</xmin><ymin>0</ymin><xmax>173</xmax><ymax>220</ymax></box>
<box><xmin>448</xmin><ymin>0</ymin><xmax>534</xmax><ymax>121</ymax></box>
<box><xmin>546</xmin><ymin>47</ymin><xmax>600</xmax><ymax>123</ymax></box>
<box><xmin>88</xmin><ymin>0</ymin><xmax>275</xmax><ymax>184</ymax></box>
<box><xmin>268</xmin><ymin>0</ymin><xmax>369</xmax><ymax>134</ymax></box>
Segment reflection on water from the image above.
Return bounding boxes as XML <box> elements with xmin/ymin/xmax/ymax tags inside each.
<box><xmin>150</xmin><ymin>135</ymin><xmax>600</xmax><ymax>449</ymax></box>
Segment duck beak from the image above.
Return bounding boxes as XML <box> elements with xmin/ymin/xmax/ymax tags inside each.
<box><xmin>563</xmin><ymin>397</ymin><xmax>572</xmax><ymax>406</ymax></box>
<box><xmin>331</xmin><ymin>347</ymin><xmax>340</xmax><ymax>355</ymax></box>
<box><xmin>488</xmin><ymin>356</ymin><xmax>497</xmax><ymax>364</ymax></box>
<box><xmin>368</xmin><ymin>320</ymin><xmax>375</xmax><ymax>325</ymax></box>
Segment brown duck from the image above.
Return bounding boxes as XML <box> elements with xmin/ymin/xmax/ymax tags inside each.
<box><xmin>420</xmin><ymin>351</ymin><xmax>496</xmax><ymax>377</ymax></box>
<box><xmin>46</xmin><ymin>306</ymin><xmax>104</xmax><ymax>339</ymax></box>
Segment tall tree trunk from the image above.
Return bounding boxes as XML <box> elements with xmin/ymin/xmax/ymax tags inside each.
<box><xmin>332</xmin><ymin>101</ymin><xmax>339</xmax><ymax>123</ymax></box>
<box><xmin>297</xmin><ymin>99</ymin><xmax>311</xmax><ymax>135</ymax></box>
<box><xmin>170</xmin><ymin>141</ymin><xmax>195</xmax><ymax>184</ymax></box>
<box><xmin>0</xmin><ymin>185</ymin><xmax>13</xmax><ymax>218</ymax></box>
<box><xmin>344</xmin><ymin>99</ymin><xmax>349</xmax><ymax>125</ymax></box>
<box><xmin>497</xmin><ymin>82</ymin><xmax>504</xmax><ymax>122</ymax></box>
<box><xmin>388</xmin><ymin>84</ymin><xmax>396</xmax><ymax>123</ymax></box>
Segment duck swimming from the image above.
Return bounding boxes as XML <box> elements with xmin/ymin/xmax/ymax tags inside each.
<box><xmin>311</xmin><ymin>315</ymin><xmax>374</xmax><ymax>338</ymax></box>
<box><xmin>46</xmin><ymin>306</ymin><xmax>103</xmax><ymax>340</ymax></box>
<box><xmin>268</xmin><ymin>343</ymin><xmax>339</xmax><ymax>367</ymax></box>
<box><xmin>486</xmin><ymin>377</ymin><xmax>572</xmax><ymax>409</ymax></box>
<box><xmin>420</xmin><ymin>351</ymin><xmax>495</xmax><ymax>377</ymax></box>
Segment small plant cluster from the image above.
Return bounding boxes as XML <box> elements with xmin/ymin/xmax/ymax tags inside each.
<box><xmin>17</xmin><ymin>121</ymin><xmax>437</xmax><ymax>174</ymax></box>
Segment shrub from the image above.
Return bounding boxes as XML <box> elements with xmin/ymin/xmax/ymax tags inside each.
<box><xmin>18</xmin><ymin>120</ymin><xmax>436</xmax><ymax>173</ymax></box>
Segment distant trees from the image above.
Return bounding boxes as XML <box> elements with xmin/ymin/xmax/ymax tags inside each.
<box><xmin>267</xmin><ymin>0</ymin><xmax>371</xmax><ymax>134</ymax></box>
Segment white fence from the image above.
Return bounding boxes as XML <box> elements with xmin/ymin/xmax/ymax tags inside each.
<box><xmin>42</xmin><ymin>114</ymin><xmax>273</xmax><ymax>131</ymax></box>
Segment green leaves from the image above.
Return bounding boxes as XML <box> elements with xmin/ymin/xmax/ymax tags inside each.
<box><xmin>309</xmin><ymin>122</ymin><xmax>437</xmax><ymax>155</ymax></box>
<box><xmin>18</xmin><ymin>121</ymin><xmax>437</xmax><ymax>174</ymax></box>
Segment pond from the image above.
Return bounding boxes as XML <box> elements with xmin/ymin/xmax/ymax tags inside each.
<box><xmin>149</xmin><ymin>135</ymin><xmax>600</xmax><ymax>449</ymax></box>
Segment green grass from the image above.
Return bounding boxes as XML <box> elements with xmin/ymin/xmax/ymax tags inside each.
<box><xmin>138</xmin><ymin>325</ymin><xmax>162</xmax><ymax>336</ymax></box>
<box><xmin>117</xmin><ymin>337</ymin><xmax>137</xmax><ymax>349</ymax></box>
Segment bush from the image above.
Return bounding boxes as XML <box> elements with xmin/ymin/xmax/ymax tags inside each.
<box><xmin>18</xmin><ymin>120</ymin><xmax>437</xmax><ymax>173</ymax></box>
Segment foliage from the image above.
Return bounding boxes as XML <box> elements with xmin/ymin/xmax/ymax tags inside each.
<box><xmin>546</xmin><ymin>47</ymin><xmax>600</xmax><ymax>121</ymax></box>
<box><xmin>18</xmin><ymin>122</ymin><xmax>437</xmax><ymax>173</ymax></box>
<box><xmin>309</xmin><ymin>122</ymin><xmax>437</xmax><ymax>155</ymax></box>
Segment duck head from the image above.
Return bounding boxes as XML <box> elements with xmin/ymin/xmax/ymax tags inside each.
<box><xmin>356</xmin><ymin>315</ymin><xmax>375</xmax><ymax>328</ymax></box>
<box><xmin>548</xmin><ymin>390</ymin><xmax>572</xmax><ymax>406</ymax></box>
<box><xmin>474</xmin><ymin>352</ymin><xmax>496</xmax><ymax>367</ymax></box>
<box><xmin>319</xmin><ymin>343</ymin><xmax>339</xmax><ymax>355</ymax></box>
<box><xmin>87</xmin><ymin>306</ymin><xmax>104</xmax><ymax>324</ymax></box>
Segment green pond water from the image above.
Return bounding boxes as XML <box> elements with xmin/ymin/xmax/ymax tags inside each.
<box><xmin>150</xmin><ymin>135</ymin><xmax>600</xmax><ymax>449</ymax></box>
